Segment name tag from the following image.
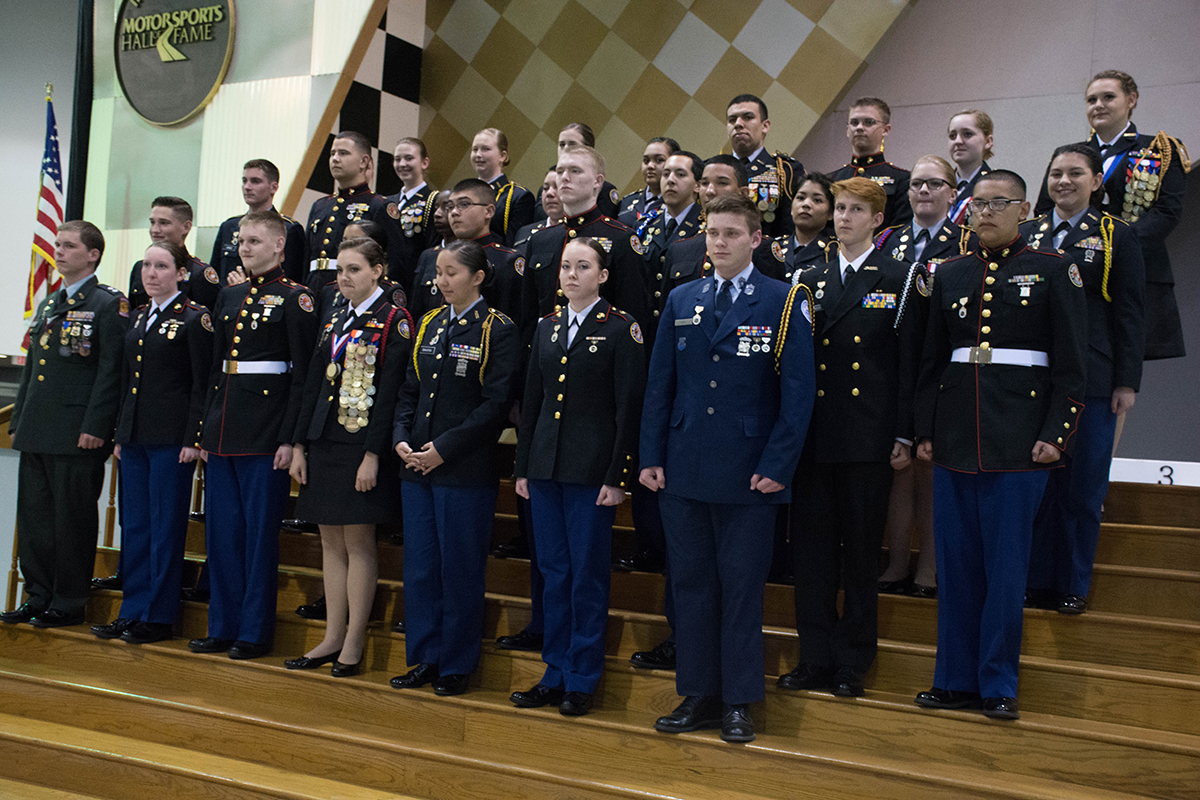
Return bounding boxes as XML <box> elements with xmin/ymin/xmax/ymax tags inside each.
<box><xmin>419</xmin><ymin>345</ymin><xmax>437</xmax><ymax>356</ymax></box>
<box><xmin>450</xmin><ymin>343</ymin><xmax>482</xmax><ymax>362</ymax></box>
<box><xmin>862</xmin><ymin>292</ymin><xmax>897</xmax><ymax>309</ymax></box>
<box><xmin>674</xmin><ymin>318</ymin><xmax>696</xmax><ymax>326</ymax></box>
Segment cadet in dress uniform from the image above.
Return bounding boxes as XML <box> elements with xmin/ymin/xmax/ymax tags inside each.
<box><xmin>634</xmin><ymin>151</ymin><xmax>703</xmax><ymax>297</ymax></box>
<box><xmin>188</xmin><ymin>210</ymin><xmax>318</xmax><ymax>659</ymax></box>
<box><xmin>128</xmin><ymin>197</ymin><xmax>221</xmax><ymax>312</ymax></box>
<box><xmin>875</xmin><ymin>156</ymin><xmax>974</xmax><ymax>598</ymax></box>
<box><xmin>471</xmin><ymin>128</ymin><xmax>534</xmax><ymax>247</ymax></box>
<box><xmin>3</xmin><ymin>221</ymin><xmax>129</xmax><ymax>629</ymax></box>
<box><xmin>409</xmin><ymin>179</ymin><xmax>523</xmax><ymax>323</ymax></box>
<box><xmin>778</xmin><ymin>172</ymin><xmax>837</xmax><ymax>284</ymax></box>
<box><xmin>211</xmin><ymin>159</ymin><xmax>306</xmax><ymax>283</ymax></box>
<box><xmin>1024</xmin><ymin>144</ymin><xmax>1145</xmax><ymax>615</ymax></box>
<box><xmin>913</xmin><ymin>171</ymin><xmax>1087</xmax><ymax>720</ymax></box>
<box><xmin>520</xmin><ymin>145</ymin><xmax>651</xmax><ymax>338</ymax></box>
<box><xmin>1034</xmin><ymin>70</ymin><xmax>1189</xmax><ymax>361</ymax></box>
<box><xmin>535</xmin><ymin>123</ymin><xmax>620</xmax><ymax>222</ymax></box>
<box><xmin>304</xmin><ymin>131</ymin><xmax>388</xmax><ymax>297</ymax></box>
<box><xmin>642</xmin><ymin>195</ymin><xmax>815</xmax><ymax>744</ymax></box>
<box><xmin>510</xmin><ymin>238</ymin><xmax>646</xmax><ymax>717</ymax></box>
<box><xmin>286</xmin><ymin>237</ymin><xmax>413</xmax><ymax>677</ymax></box>
<box><xmin>726</xmin><ymin>94</ymin><xmax>804</xmax><ymax>240</ymax></box>
<box><xmin>829</xmin><ymin>98</ymin><xmax>912</xmax><ymax>230</ymax></box>
<box><xmin>513</xmin><ymin>168</ymin><xmax>561</xmax><ymax>251</ymax></box>
<box><xmin>947</xmin><ymin>110</ymin><xmax>994</xmax><ymax>226</ymax></box>
<box><xmin>781</xmin><ymin>178</ymin><xmax>921</xmax><ymax>698</ymax></box>
<box><xmin>91</xmin><ymin>241</ymin><xmax>212</xmax><ymax>645</ymax></box>
<box><xmin>389</xmin><ymin>240</ymin><xmax>520</xmax><ymax>697</ymax></box>
<box><xmin>618</xmin><ymin>137</ymin><xmax>679</xmax><ymax>226</ymax></box>
<box><xmin>380</xmin><ymin>138</ymin><xmax>437</xmax><ymax>293</ymax></box>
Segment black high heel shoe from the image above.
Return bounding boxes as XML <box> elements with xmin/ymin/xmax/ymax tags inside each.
<box><xmin>284</xmin><ymin>652</ymin><xmax>339</xmax><ymax>670</ymax></box>
<box><xmin>878</xmin><ymin>574</ymin><xmax>913</xmax><ymax>594</ymax></box>
<box><xmin>331</xmin><ymin>656</ymin><xmax>362</xmax><ymax>678</ymax></box>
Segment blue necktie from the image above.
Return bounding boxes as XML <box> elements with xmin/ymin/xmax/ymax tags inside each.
<box><xmin>714</xmin><ymin>279</ymin><xmax>733</xmax><ymax>324</ymax></box>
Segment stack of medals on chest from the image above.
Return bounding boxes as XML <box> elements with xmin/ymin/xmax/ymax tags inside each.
<box><xmin>1123</xmin><ymin>150</ymin><xmax>1161</xmax><ymax>222</ymax></box>
<box><xmin>332</xmin><ymin>333</ymin><xmax>377</xmax><ymax>433</ymax></box>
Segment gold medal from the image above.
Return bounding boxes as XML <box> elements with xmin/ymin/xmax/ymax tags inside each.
<box><xmin>763</xmin><ymin>211</ymin><xmax>775</xmax><ymax>223</ymax></box>
<box><xmin>345</xmin><ymin>420</ymin><xmax>360</xmax><ymax>433</ymax></box>
<box><xmin>326</xmin><ymin>362</ymin><xmax>339</xmax><ymax>380</ymax></box>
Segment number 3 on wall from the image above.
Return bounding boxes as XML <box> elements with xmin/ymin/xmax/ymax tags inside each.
<box><xmin>1159</xmin><ymin>465</ymin><xmax>1174</xmax><ymax>485</ymax></box>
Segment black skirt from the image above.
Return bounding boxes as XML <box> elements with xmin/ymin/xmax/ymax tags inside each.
<box><xmin>293</xmin><ymin>438</ymin><xmax>402</xmax><ymax>525</ymax></box>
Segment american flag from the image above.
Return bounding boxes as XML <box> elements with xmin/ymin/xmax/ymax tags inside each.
<box><xmin>23</xmin><ymin>89</ymin><xmax>65</xmax><ymax>351</ymax></box>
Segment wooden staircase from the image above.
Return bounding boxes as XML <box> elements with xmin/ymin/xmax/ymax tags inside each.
<box><xmin>1</xmin><ymin>479</ymin><xmax>1197</xmax><ymax>799</ymax></box>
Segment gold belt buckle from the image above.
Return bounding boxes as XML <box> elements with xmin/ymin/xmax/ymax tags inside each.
<box><xmin>969</xmin><ymin>346</ymin><xmax>992</xmax><ymax>365</ymax></box>
<box><xmin>316</xmin><ymin>257</ymin><xmax>329</xmax><ymax>270</ymax></box>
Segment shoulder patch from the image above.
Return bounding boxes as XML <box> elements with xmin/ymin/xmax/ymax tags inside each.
<box><xmin>772</xmin><ymin>240</ymin><xmax>786</xmax><ymax>262</ymax></box>
<box><xmin>118</xmin><ymin>298</ymin><xmax>130</xmax><ymax>318</ymax></box>
<box><xmin>916</xmin><ymin>272</ymin><xmax>930</xmax><ymax>297</ymax></box>
<box><xmin>514</xmin><ymin>257</ymin><xmax>525</xmax><ymax>276</ymax></box>
<box><xmin>201</xmin><ymin>312</ymin><xmax>214</xmax><ymax>332</ymax></box>
<box><xmin>630</xmin><ymin>234</ymin><xmax>645</xmax><ymax>256</ymax></box>
<box><xmin>801</xmin><ymin>298</ymin><xmax>811</xmax><ymax>323</ymax></box>
<box><xmin>630</xmin><ymin>322</ymin><xmax>643</xmax><ymax>344</ymax></box>
<box><xmin>397</xmin><ymin>318</ymin><xmax>411</xmax><ymax>339</ymax></box>
<box><xmin>610</xmin><ymin>188</ymin><xmax>621</xmax><ymax>205</ymax></box>
<box><xmin>298</xmin><ymin>294</ymin><xmax>314</xmax><ymax>313</ymax></box>
<box><xmin>204</xmin><ymin>266</ymin><xmax>219</xmax><ymax>284</ymax></box>
<box><xmin>386</xmin><ymin>202</ymin><xmax>400</xmax><ymax>219</ymax></box>
<box><xmin>1068</xmin><ymin>263</ymin><xmax>1084</xmax><ymax>288</ymax></box>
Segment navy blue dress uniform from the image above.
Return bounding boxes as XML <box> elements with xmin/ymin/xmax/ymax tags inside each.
<box><xmin>515</xmin><ymin>299</ymin><xmax>645</xmax><ymax>695</ymax></box>
<box><xmin>949</xmin><ymin>162</ymin><xmax>991</xmax><ymax>225</ymax></box>
<box><xmin>488</xmin><ymin>174</ymin><xmax>535</xmax><ymax>247</ymax></box>
<box><xmin>115</xmin><ymin>295</ymin><xmax>214</xmax><ymax>627</ymax></box>
<box><xmin>129</xmin><ymin>254</ymin><xmax>221</xmax><ymax>313</ymax></box>
<box><xmin>790</xmin><ymin>249</ymin><xmax>922</xmax><ymax>684</ymax></box>
<box><xmin>292</xmin><ymin>290</ymin><xmax>413</xmax><ymax>523</ymax></box>
<box><xmin>408</xmin><ymin>233</ymin><xmax>524</xmax><ymax>323</ymax></box>
<box><xmin>304</xmin><ymin>183</ymin><xmax>388</xmax><ymax>295</ymax></box>
<box><xmin>381</xmin><ymin>185</ymin><xmax>437</xmax><ymax>293</ymax></box>
<box><xmin>742</xmin><ymin>149</ymin><xmax>804</xmax><ymax>240</ymax></box>
<box><xmin>211</xmin><ymin>210</ymin><xmax>306</xmax><ymax>284</ymax></box>
<box><xmin>520</xmin><ymin>207</ymin><xmax>652</xmax><ymax>336</ymax></box>
<box><xmin>641</xmin><ymin>267</ymin><xmax>815</xmax><ymax>705</ymax></box>
<box><xmin>1022</xmin><ymin>210</ymin><xmax>1145</xmax><ymax>605</ymax></box>
<box><xmin>775</xmin><ymin>233</ymin><xmax>836</xmax><ymax>284</ymax></box>
<box><xmin>874</xmin><ymin>220</ymin><xmax>973</xmax><ymax>271</ymax></box>
<box><xmin>830</xmin><ymin>154</ymin><xmax>913</xmax><ymax>230</ymax></box>
<box><xmin>1036</xmin><ymin>124</ymin><xmax>1189</xmax><ymax>359</ymax></box>
<box><xmin>200</xmin><ymin>265</ymin><xmax>318</xmax><ymax>648</ymax></box>
<box><xmin>10</xmin><ymin>276</ymin><xmax>129</xmax><ymax>622</ymax></box>
<box><xmin>618</xmin><ymin>188</ymin><xmax>662</xmax><ymax>227</ymax></box>
<box><xmin>914</xmin><ymin>239</ymin><xmax>1087</xmax><ymax>703</ymax></box>
<box><xmin>393</xmin><ymin>301</ymin><xmax>520</xmax><ymax>679</ymax></box>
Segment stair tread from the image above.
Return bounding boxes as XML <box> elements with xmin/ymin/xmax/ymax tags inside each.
<box><xmin>0</xmin><ymin>776</ymin><xmax>108</xmax><ymax>800</ymax></box>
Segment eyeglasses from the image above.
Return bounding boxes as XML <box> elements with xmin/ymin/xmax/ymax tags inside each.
<box><xmin>910</xmin><ymin>178</ymin><xmax>951</xmax><ymax>190</ymax></box>
<box><xmin>449</xmin><ymin>200</ymin><xmax>491</xmax><ymax>212</ymax></box>
<box><xmin>969</xmin><ymin>198</ymin><xmax>1023</xmax><ymax>213</ymax></box>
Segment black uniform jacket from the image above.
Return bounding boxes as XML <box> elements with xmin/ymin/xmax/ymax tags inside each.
<box><xmin>304</xmin><ymin>183</ymin><xmax>388</xmax><ymax>291</ymax></box>
<box><xmin>949</xmin><ymin>161</ymin><xmax>991</xmax><ymax>225</ymax></box>
<box><xmin>1020</xmin><ymin>209</ymin><xmax>1145</xmax><ymax>395</ymax></box>
<box><xmin>515</xmin><ymin>300</ymin><xmax>645</xmax><ymax>488</ymax></box>
<box><xmin>116</xmin><ymin>296</ymin><xmax>214</xmax><ymax>447</ymax></box>
<box><xmin>635</xmin><ymin>203</ymin><xmax>702</xmax><ymax>287</ymax></box>
<box><xmin>200</xmin><ymin>266</ymin><xmax>318</xmax><ymax>455</ymax></box>
<box><xmin>514</xmin><ymin>218</ymin><xmax>553</xmax><ymax>252</ymax></box>
<box><xmin>745</xmin><ymin>148</ymin><xmax>804</xmax><ymax>240</ymax></box>
<box><xmin>380</xmin><ymin>185</ymin><xmax>437</xmax><ymax>293</ymax></box>
<box><xmin>538</xmin><ymin>181</ymin><xmax>619</xmax><ymax>222</ymax></box>
<box><xmin>489</xmin><ymin>174</ymin><xmax>535</xmax><ymax>247</ymax></box>
<box><xmin>829</xmin><ymin>153</ymin><xmax>913</xmax><ymax>230</ymax></box>
<box><xmin>774</xmin><ymin>233</ymin><xmax>836</xmax><ymax>284</ymax></box>
<box><xmin>521</xmin><ymin>206</ymin><xmax>651</xmax><ymax>336</ymax></box>
<box><xmin>129</xmin><ymin>255</ymin><xmax>220</xmax><ymax>313</ymax></box>
<box><xmin>294</xmin><ymin>291</ymin><xmax>413</xmax><ymax>455</ymax></box>
<box><xmin>618</xmin><ymin>188</ymin><xmax>661</xmax><ymax>227</ymax></box>
<box><xmin>211</xmin><ymin>209</ymin><xmax>306</xmax><ymax>284</ymax></box>
<box><xmin>915</xmin><ymin>240</ymin><xmax>1088</xmax><ymax>472</ymax></box>
<box><xmin>874</xmin><ymin>220</ymin><xmax>973</xmax><ymax>268</ymax></box>
<box><xmin>13</xmin><ymin>276</ymin><xmax>129</xmax><ymax>454</ymax></box>
<box><xmin>1034</xmin><ymin>123</ymin><xmax>1187</xmax><ymax>359</ymax></box>
<box><xmin>393</xmin><ymin>301</ymin><xmax>520</xmax><ymax>485</ymax></box>
<box><xmin>799</xmin><ymin>249</ymin><xmax>922</xmax><ymax>463</ymax></box>
<box><xmin>407</xmin><ymin>233</ymin><xmax>523</xmax><ymax>324</ymax></box>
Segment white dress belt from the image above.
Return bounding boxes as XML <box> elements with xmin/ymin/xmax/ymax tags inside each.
<box><xmin>224</xmin><ymin>360</ymin><xmax>290</xmax><ymax>374</ymax></box>
<box><xmin>950</xmin><ymin>347</ymin><xmax>1049</xmax><ymax>367</ymax></box>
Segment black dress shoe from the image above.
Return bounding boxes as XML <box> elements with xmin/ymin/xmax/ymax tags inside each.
<box><xmin>511</xmin><ymin>683</ymin><xmax>565</xmax><ymax>708</ymax></box>
<box><xmin>0</xmin><ymin>603</ymin><xmax>45</xmax><ymax>624</ymax></box>
<box><xmin>491</xmin><ymin>534</ymin><xmax>529</xmax><ymax>560</ymax></box>
<box><xmin>391</xmin><ymin>620</ymin><xmax>406</xmax><ymax>634</ymax></box>
<box><xmin>390</xmin><ymin>663</ymin><xmax>439</xmax><ymax>689</ymax></box>
<box><xmin>229</xmin><ymin>640</ymin><xmax>270</xmax><ymax>660</ymax></box>
<box><xmin>433</xmin><ymin>673</ymin><xmax>470</xmax><ymax>696</ymax></box>
<box><xmin>613</xmin><ymin>549</ymin><xmax>663</xmax><ymax>573</ymax></box>
<box><xmin>331</xmin><ymin>659</ymin><xmax>361</xmax><ymax>678</ymax></box>
<box><xmin>495</xmin><ymin>628</ymin><xmax>542</xmax><ymax>652</ymax></box>
<box><xmin>914</xmin><ymin>687</ymin><xmax>981</xmax><ymax>709</ymax></box>
<box><xmin>982</xmin><ymin>696</ymin><xmax>1020</xmax><ymax>719</ymax></box>
<box><xmin>720</xmin><ymin>704</ymin><xmax>755</xmax><ymax>743</ymax></box>
<box><xmin>295</xmin><ymin>596</ymin><xmax>327</xmax><ymax>620</ymax></box>
<box><xmin>1023</xmin><ymin>590</ymin><xmax>1056</xmax><ymax>610</ymax></box>
<box><xmin>630</xmin><ymin>639</ymin><xmax>676</xmax><ymax>670</ymax></box>
<box><xmin>1057</xmin><ymin>594</ymin><xmax>1087</xmax><ymax>614</ymax></box>
<box><xmin>909</xmin><ymin>583</ymin><xmax>938</xmax><ymax>599</ymax></box>
<box><xmin>181</xmin><ymin>586</ymin><xmax>210</xmax><ymax>603</ymax></box>
<box><xmin>831</xmin><ymin>667</ymin><xmax>866</xmax><ymax>698</ymax></box>
<box><xmin>120</xmin><ymin>622</ymin><xmax>173</xmax><ymax>644</ymax></box>
<box><xmin>91</xmin><ymin>574</ymin><xmax>123</xmax><ymax>591</ymax></box>
<box><xmin>29</xmin><ymin>609</ymin><xmax>85</xmax><ymax>628</ymax></box>
<box><xmin>878</xmin><ymin>575</ymin><xmax>913</xmax><ymax>594</ymax></box>
<box><xmin>777</xmin><ymin>663</ymin><xmax>833</xmax><ymax>691</ymax></box>
<box><xmin>188</xmin><ymin>637</ymin><xmax>234</xmax><ymax>654</ymax></box>
<box><xmin>281</xmin><ymin>519</ymin><xmax>320</xmax><ymax>533</ymax></box>
<box><xmin>92</xmin><ymin>618</ymin><xmax>136</xmax><ymax>639</ymax></box>
<box><xmin>559</xmin><ymin>691</ymin><xmax>593</xmax><ymax>716</ymax></box>
<box><xmin>284</xmin><ymin>652</ymin><xmax>339</xmax><ymax>670</ymax></box>
<box><xmin>188</xmin><ymin>510</ymin><xmax>205</xmax><ymax>522</ymax></box>
<box><xmin>654</xmin><ymin>696</ymin><xmax>723</xmax><ymax>733</ymax></box>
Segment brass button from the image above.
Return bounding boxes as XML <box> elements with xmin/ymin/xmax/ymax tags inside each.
<box><xmin>712</xmin><ymin>354</ymin><xmax>719</xmax><ymax>362</ymax></box>
<box><xmin>236</xmin><ymin>323</ymin><xmax>243</xmax><ymax>330</ymax></box>
<box><xmin>1058</xmin><ymin>437</ymin><xmax>1064</xmax><ymax>443</ymax></box>
<box><xmin>982</xmin><ymin>310</ymin><xmax>991</xmax><ymax>318</ymax></box>
<box><xmin>822</xmin><ymin>338</ymin><xmax>830</xmax><ymax>346</ymax></box>
<box><xmin>819</xmin><ymin>364</ymin><xmax>826</xmax><ymax>371</ymax></box>
<box><xmin>250</xmin><ymin>288</ymin><xmax>257</xmax><ymax>294</ymax></box>
<box><xmin>1030</xmin><ymin>391</ymin><xmax>1037</xmax><ymax>398</ymax></box>
<box><xmin>38</xmin><ymin>359</ymin><xmax>44</xmax><ymax>365</ymax></box>
<box><xmin>233</xmin><ymin>336</ymin><xmax>241</xmax><ymax>343</ymax></box>
<box><xmin>554</xmin><ymin>412</ymin><xmax>561</xmax><ymax>419</ymax></box>
<box><xmin>980</xmin><ymin>342</ymin><xmax>990</xmax><ymax>350</ymax></box>
<box><xmin>231</xmin><ymin>349</ymin><xmax>238</xmax><ymax>357</ymax></box>
<box><xmin>557</xmin><ymin>394</ymin><xmax>563</xmax><ymax>401</ymax></box>
<box><xmin>432</xmin><ymin>373</ymin><xmax>438</xmax><ymax>379</ymax></box>
<box><xmin>986</xmin><ymin>276</ymin><xmax>996</xmax><ymax>285</ymax></box>
<box><xmin>139</xmin><ymin>339</ymin><xmax>144</xmax><ymax>346</ymax></box>
<box><xmin>854</xmin><ymin>336</ymin><xmax>861</xmax><ymax>344</ymax></box>
<box><xmin>988</xmin><ymin>262</ymin><xmax>998</xmax><ymax>270</ymax></box>
<box><xmin>558</xmin><ymin>374</ymin><xmax>565</xmax><ymax>382</ymax></box>
<box><xmin>328</xmin><ymin>396</ymin><xmax>334</xmax><ymax>402</ymax></box>
<box><xmin>817</xmin><ymin>389</ymin><xmax>824</xmax><ymax>397</ymax></box>
<box><xmin>707</xmin><ymin>407</ymin><xmax>715</xmax><ymax>415</ymax></box>
<box><xmin>135</xmin><ymin>372</ymin><xmax>140</xmax><ymax>378</ymax></box>
<box><xmin>983</xmin><ymin>292</ymin><xmax>993</xmax><ymax>301</ymax></box>
<box><xmin>37</xmin><ymin>375</ymin><xmax>44</xmax><ymax>382</ymax></box>
<box><xmin>852</xmin><ymin>388</ymin><xmax>860</xmax><ymax>396</ymax></box>
<box><xmin>981</xmin><ymin>326</ymin><xmax>991</xmax><ymax>334</ymax></box>
<box><xmin>436</xmin><ymin>353</ymin><xmax>442</xmax><ymax>359</ymax></box>
<box><xmin>1064</xmin><ymin>422</ymin><xmax>1071</xmax><ymax>429</ymax></box>
<box><xmin>560</xmin><ymin>357</ymin><xmax>567</xmax><ymax>364</ymax></box>
<box><xmin>262</xmin><ymin>389</ymin><xmax>269</xmax><ymax>395</ymax></box>
<box><xmin>1021</xmin><ymin>299</ymin><xmax>1028</xmax><ymax>306</ymax></box>
<box><xmin>852</xmin><ymin>362</ymin><xmax>860</xmax><ymax>370</ymax></box>
<box><xmin>130</xmin><ymin>386</ymin><xmax>135</xmax><ymax>393</ymax></box>
<box><xmin>710</xmin><ymin>381</ymin><xmax>717</xmax><ymax>388</ymax></box>
<box><xmin>1070</xmin><ymin>406</ymin><xmax>1077</xmax><ymax>413</ymax></box>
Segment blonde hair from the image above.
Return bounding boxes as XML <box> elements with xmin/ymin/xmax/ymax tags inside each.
<box><xmin>948</xmin><ymin>110</ymin><xmax>995</xmax><ymax>159</ymax></box>
<box><xmin>913</xmin><ymin>154</ymin><xmax>956</xmax><ymax>185</ymax></box>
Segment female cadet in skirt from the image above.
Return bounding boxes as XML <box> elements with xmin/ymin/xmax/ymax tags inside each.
<box><xmin>509</xmin><ymin>237</ymin><xmax>646</xmax><ymax>717</ymax></box>
<box><xmin>91</xmin><ymin>241</ymin><xmax>213</xmax><ymax>645</ymax></box>
<box><xmin>287</xmin><ymin>237</ymin><xmax>413</xmax><ymax>676</ymax></box>
<box><xmin>389</xmin><ymin>239</ymin><xmax>520</xmax><ymax>697</ymax></box>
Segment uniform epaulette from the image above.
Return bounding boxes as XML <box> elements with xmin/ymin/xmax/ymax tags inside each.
<box><xmin>540</xmin><ymin>309</ymin><xmax>561</xmax><ymax>321</ymax></box>
<box><xmin>486</xmin><ymin>308</ymin><xmax>514</xmax><ymax>325</ymax></box>
<box><xmin>1101</xmin><ymin>212</ymin><xmax>1130</xmax><ymax>227</ymax></box>
<box><xmin>608</xmin><ymin>307</ymin><xmax>631</xmax><ymax>321</ymax></box>
<box><xmin>600</xmin><ymin>217</ymin><xmax>632</xmax><ymax>232</ymax></box>
<box><xmin>281</xmin><ymin>277</ymin><xmax>303</xmax><ymax>289</ymax></box>
<box><xmin>186</xmin><ymin>300</ymin><xmax>204</xmax><ymax>310</ymax></box>
<box><xmin>280</xmin><ymin>213</ymin><xmax>297</xmax><ymax>224</ymax></box>
<box><xmin>102</xmin><ymin>285</ymin><xmax>122</xmax><ymax>296</ymax></box>
<box><xmin>873</xmin><ymin>225</ymin><xmax>902</xmax><ymax>249</ymax></box>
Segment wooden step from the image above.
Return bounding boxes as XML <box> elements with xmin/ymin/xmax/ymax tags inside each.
<box><xmin>1104</xmin><ymin>482</ymin><xmax>1200</xmax><ymax>528</ymax></box>
<box><xmin>0</xmin><ymin>776</ymin><xmax>107</xmax><ymax>800</ymax></box>
<box><xmin>1088</xmin><ymin>563</ymin><xmax>1200</xmax><ymax>618</ymax></box>
<box><xmin>0</xmin><ymin>628</ymin><xmax>1177</xmax><ymax>800</ymax></box>
<box><xmin>1095</xmin><ymin>523</ymin><xmax>1200</xmax><ymax>572</ymax></box>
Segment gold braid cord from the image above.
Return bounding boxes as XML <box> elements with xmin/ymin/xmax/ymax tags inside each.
<box><xmin>496</xmin><ymin>183</ymin><xmax>515</xmax><ymax>235</ymax></box>
<box><xmin>413</xmin><ymin>308</ymin><xmax>441</xmax><ymax>379</ymax></box>
<box><xmin>775</xmin><ymin>283</ymin><xmax>811</xmax><ymax>374</ymax></box>
<box><xmin>1150</xmin><ymin>131</ymin><xmax>1192</xmax><ymax>176</ymax></box>
<box><xmin>958</xmin><ymin>227</ymin><xmax>971</xmax><ymax>254</ymax></box>
<box><xmin>1100</xmin><ymin>215</ymin><xmax>1115</xmax><ymax>302</ymax></box>
<box><xmin>479</xmin><ymin>311</ymin><xmax>496</xmax><ymax>385</ymax></box>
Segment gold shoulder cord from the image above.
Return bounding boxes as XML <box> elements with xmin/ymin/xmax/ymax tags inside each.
<box><xmin>496</xmin><ymin>183</ymin><xmax>515</xmax><ymax>236</ymax></box>
<box><xmin>479</xmin><ymin>311</ymin><xmax>496</xmax><ymax>385</ymax></box>
<box><xmin>822</xmin><ymin>240</ymin><xmax>837</xmax><ymax>263</ymax></box>
<box><xmin>958</xmin><ymin>226</ymin><xmax>971</xmax><ymax>254</ymax></box>
<box><xmin>775</xmin><ymin>284</ymin><xmax>810</xmax><ymax>374</ymax></box>
<box><xmin>413</xmin><ymin>308</ymin><xmax>440</xmax><ymax>379</ymax></box>
<box><xmin>1100</xmin><ymin>215</ymin><xmax>1114</xmax><ymax>302</ymax></box>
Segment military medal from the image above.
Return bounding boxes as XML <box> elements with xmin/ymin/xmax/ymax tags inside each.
<box><xmin>958</xmin><ymin>296</ymin><xmax>969</xmax><ymax>319</ymax></box>
<box><xmin>693</xmin><ymin>304</ymin><xmax>703</xmax><ymax>325</ymax></box>
<box><xmin>326</xmin><ymin>363</ymin><xmax>340</xmax><ymax>380</ymax></box>
<box><xmin>39</xmin><ymin>330</ymin><xmax>49</xmax><ymax>348</ymax></box>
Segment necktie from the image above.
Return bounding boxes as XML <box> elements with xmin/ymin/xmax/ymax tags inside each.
<box><xmin>568</xmin><ymin>316</ymin><xmax>580</xmax><ymax>348</ymax></box>
<box><xmin>55</xmin><ymin>288</ymin><xmax>67</xmax><ymax>306</ymax></box>
<box><xmin>714</xmin><ymin>279</ymin><xmax>733</xmax><ymax>324</ymax></box>
<box><xmin>842</xmin><ymin>265</ymin><xmax>854</xmax><ymax>287</ymax></box>
<box><xmin>665</xmin><ymin>218</ymin><xmax>677</xmax><ymax>239</ymax></box>
<box><xmin>957</xmin><ymin>180</ymin><xmax>968</xmax><ymax>192</ymax></box>
<box><xmin>913</xmin><ymin>229</ymin><xmax>931</xmax><ymax>262</ymax></box>
<box><xmin>145</xmin><ymin>306</ymin><xmax>159</xmax><ymax>331</ymax></box>
<box><xmin>1052</xmin><ymin>221</ymin><xmax>1072</xmax><ymax>249</ymax></box>
<box><xmin>342</xmin><ymin>310</ymin><xmax>358</xmax><ymax>334</ymax></box>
